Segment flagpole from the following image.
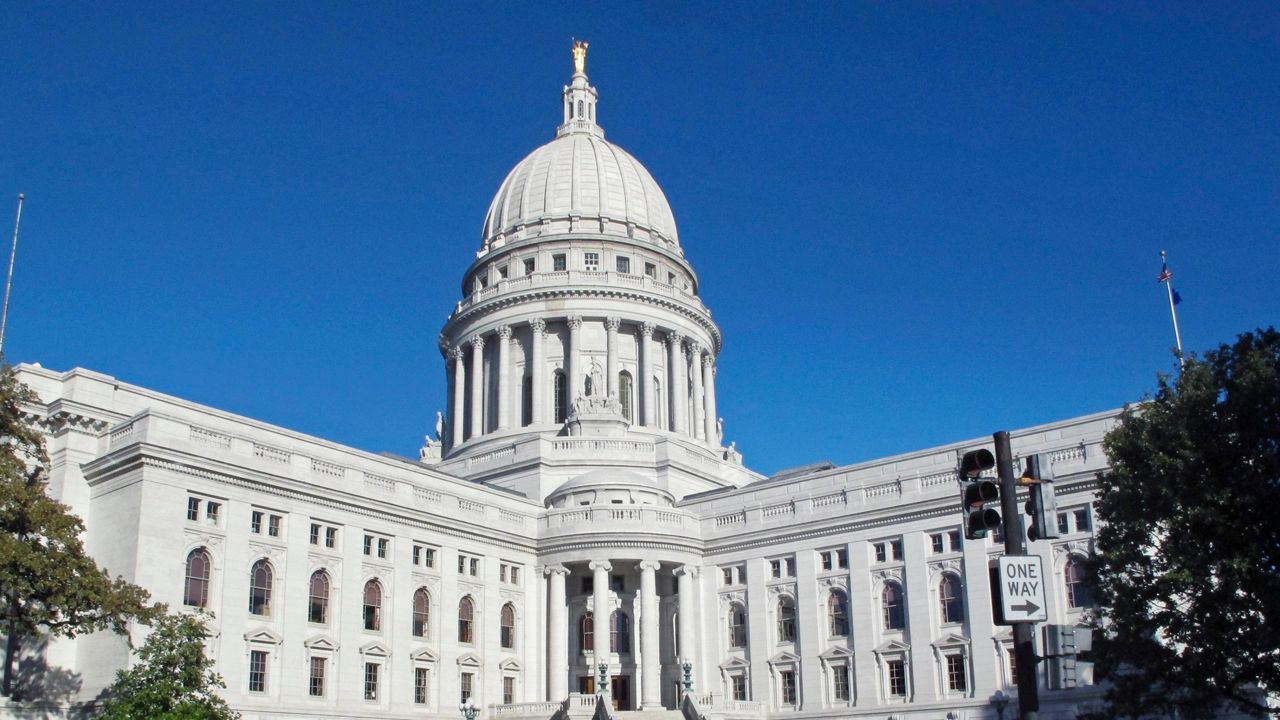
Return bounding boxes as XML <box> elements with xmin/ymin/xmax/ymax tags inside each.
<box><xmin>1160</xmin><ymin>249</ymin><xmax>1184</xmax><ymax>367</ymax></box>
<box><xmin>0</xmin><ymin>193</ymin><xmax>24</xmax><ymax>357</ymax></box>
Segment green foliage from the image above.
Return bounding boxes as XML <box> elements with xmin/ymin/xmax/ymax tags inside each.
<box><xmin>98</xmin><ymin>612</ymin><xmax>239</xmax><ymax>720</ymax></box>
<box><xmin>0</xmin><ymin>363</ymin><xmax>157</xmax><ymax>697</ymax></box>
<box><xmin>1089</xmin><ymin>328</ymin><xmax>1280</xmax><ymax>718</ymax></box>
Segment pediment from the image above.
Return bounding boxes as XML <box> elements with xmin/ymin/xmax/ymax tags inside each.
<box><xmin>768</xmin><ymin>650</ymin><xmax>800</xmax><ymax>665</ymax></box>
<box><xmin>874</xmin><ymin>639</ymin><xmax>910</xmax><ymax>654</ymax></box>
<box><xmin>499</xmin><ymin>658</ymin><xmax>522</xmax><ymax>671</ymax></box>
<box><xmin>819</xmin><ymin>646</ymin><xmax>855</xmax><ymax>660</ymax></box>
<box><xmin>932</xmin><ymin>633</ymin><xmax>969</xmax><ymax>648</ymax></box>
<box><xmin>243</xmin><ymin>627</ymin><xmax>282</xmax><ymax>645</ymax></box>
<box><xmin>303</xmin><ymin>635</ymin><xmax>338</xmax><ymax>652</ymax></box>
<box><xmin>720</xmin><ymin>656</ymin><xmax>750</xmax><ymax>670</ymax></box>
<box><xmin>360</xmin><ymin>641</ymin><xmax>390</xmax><ymax>657</ymax></box>
<box><xmin>410</xmin><ymin>647</ymin><xmax>438</xmax><ymax>662</ymax></box>
<box><xmin>457</xmin><ymin>652</ymin><xmax>482</xmax><ymax>667</ymax></box>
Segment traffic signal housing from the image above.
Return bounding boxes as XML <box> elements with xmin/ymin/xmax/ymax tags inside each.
<box><xmin>1022</xmin><ymin>453</ymin><xmax>1060</xmax><ymax>541</ymax></box>
<box><xmin>959</xmin><ymin>449</ymin><xmax>1001</xmax><ymax>540</ymax></box>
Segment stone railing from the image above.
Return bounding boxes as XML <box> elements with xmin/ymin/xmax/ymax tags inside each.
<box><xmin>456</xmin><ymin>270</ymin><xmax>710</xmax><ymax>317</ymax></box>
<box><xmin>541</xmin><ymin>505</ymin><xmax>700</xmax><ymax>542</ymax></box>
<box><xmin>490</xmin><ymin>701</ymin><xmax>562</xmax><ymax>720</ymax></box>
<box><xmin>683</xmin><ymin>692</ymin><xmax>763</xmax><ymax>720</ymax></box>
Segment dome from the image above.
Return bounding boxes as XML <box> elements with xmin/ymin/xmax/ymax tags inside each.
<box><xmin>546</xmin><ymin>469</ymin><xmax>675</xmax><ymax>508</ymax></box>
<box><xmin>478</xmin><ymin>63</ymin><xmax>679</xmax><ymax>254</ymax></box>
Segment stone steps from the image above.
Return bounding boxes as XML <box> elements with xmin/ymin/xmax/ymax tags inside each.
<box><xmin>610</xmin><ymin>710</ymin><xmax>685</xmax><ymax>720</ymax></box>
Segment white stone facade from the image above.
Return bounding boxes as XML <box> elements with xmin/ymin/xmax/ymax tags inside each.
<box><xmin>5</xmin><ymin>51</ymin><xmax>1111</xmax><ymax>720</ymax></box>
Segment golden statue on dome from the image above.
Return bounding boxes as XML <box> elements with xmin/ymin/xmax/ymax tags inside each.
<box><xmin>572</xmin><ymin>39</ymin><xmax>589</xmax><ymax>74</ymax></box>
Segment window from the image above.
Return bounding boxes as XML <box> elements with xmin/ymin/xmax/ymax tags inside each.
<box><xmin>251</xmin><ymin>510</ymin><xmax>263</xmax><ymax>533</ymax></box>
<box><xmin>187</xmin><ymin>497</ymin><xmax>200</xmax><ymax>521</ymax></box>
<box><xmin>1057</xmin><ymin>513</ymin><xmax>1071</xmax><ymax>535</ymax></box>
<box><xmin>363</xmin><ymin>579</ymin><xmax>383</xmax><ymax>631</ymax></box>
<box><xmin>1065</xmin><ymin>557</ymin><xmax>1095</xmax><ymax>609</ymax></box>
<box><xmin>946</xmin><ymin>654</ymin><xmax>968</xmax><ymax>692</ymax></box>
<box><xmin>828</xmin><ymin>590</ymin><xmax>850</xmax><ymax>637</ymax></box>
<box><xmin>503</xmin><ymin>676</ymin><xmax>515</xmax><ymax>705</ymax></box>
<box><xmin>378</xmin><ymin>538</ymin><xmax>389</xmax><ymax>559</ymax></box>
<box><xmin>249</xmin><ymin>559</ymin><xmax>273</xmax><ymax>616</ymax></box>
<box><xmin>522</xmin><ymin>374</ymin><xmax>533</xmax><ymax>426</ymax></box>
<box><xmin>364</xmin><ymin>662</ymin><xmax>379</xmax><ymax>701</ymax></box>
<box><xmin>930</xmin><ymin>533</ymin><xmax>945</xmax><ymax>554</ymax></box>
<box><xmin>459</xmin><ymin>596</ymin><xmax>475</xmax><ymax>643</ymax></box>
<box><xmin>722</xmin><ymin>568</ymin><xmax>733</xmax><ymax>586</ymax></box>
<box><xmin>460</xmin><ymin>672</ymin><xmax>474</xmax><ymax>703</ymax></box>
<box><xmin>501</xmin><ymin>603</ymin><xmax>517</xmax><ymax>650</ymax></box>
<box><xmin>584</xmin><ymin>252</ymin><xmax>599</xmax><ymax>271</ymax></box>
<box><xmin>470</xmin><ymin>558</ymin><xmax>480</xmax><ymax>576</ymax></box>
<box><xmin>940</xmin><ymin>574</ymin><xmax>964</xmax><ymax>624</ymax></box>
<box><xmin>833</xmin><ymin>665</ymin><xmax>851</xmax><ymax>701</ymax></box>
<box><xmin>610</xmin><ymin>610</ymin><xmax>630</xmax><ymax>653</ymax></box>
<box><xmin>325</xmin><ymin>526</ymin><xmax>338</xmax><ymax>548</ymax></box>
<box><xmin>413</xmin><ymin>588</ymin><xmax>431</xmax><ymax>638</ymax></box>
<box><xmin>553</xmin><ymin>371</ymin><xmax>568</xmax><ymax>423</ymax></box>
<box><xmin>248</xmin><ymin>650</ymin><xmax>268</xmax><ymax>693</ymax></box>
<box><xmin>523</xmin><ymin>258</ymin><xmax>535</xmax><ymax>275</ymax></box>
<box><xmin>363</xmin><ymin>535</ymin><xmax>373</xmax><ymax>555</ymax></box>
<box><xmin>610</xmin><ymin>575</ymin><xmax>625</xmax><ymax>593</ymax></box>
<box><xmin>780</xmin><ymin>669</ymin><xmax>797</xmax><ymax>705</ymax></box>
<box><xmin>820</xmin><ymin>548</ymin><xmax>848</xmax><ymax>570</ymax></box>
<box><xmin>1007</xmin><ymin>646</ymin><xmax>1018</xmax><ymax>687</ymax></box>
<box><xmin>415</xmin><ymin>667</ymin><xmax>430</xmax><ymax>704</ymax></box>
<box><xmin>552</xmin><ymin>254</ymin><xmax>566</xmax><ymax>272</ymax></box>
<box><xmin>308</xmin><ymin>570</ymin><xmax>330</xmax><ymax>624</ymax></box>
<box><xmin>309</xmin><ymin>656</ymin><xmax>326</xmax><ymax>697</ymax></box>
<box><xmin>581</xmin><ymin>577</ymin><xmax>594</xmax><ymax>594</ymax></box>
<box><xmin>580</xmin><ymin>612</ymin><xmax>594</xmax><ymax>653</ymax></box>
<box><xmin>188</xmin><ymin>496</ymin><xmax>221</xmax><ymax>525</ymax></box>
<box><xmin>875</xmin><ymin>543</ymin><xmax>887</xmax><ymax>563</ymax></box>
<box><xmin>205</xmin><ymin>501</ymin><xmax>220</xmax><ymax>524</ymax></box>
<box><xmin>457</xmin><ymin>553</ymin><xmax>481</xmax><ymax>576</ymax></box>
<box><xmin>363</xmin><ymin>534</ymin><xmax>390</xmax><ymax>559</ymax></box>
<box><xmin>1074</xmin><ymin>507</ymin><xmax>1092</xmax><ymax>531</ymax></box>
<box><xmin>769</xmin><ymin>557</ymin><xmax>795</xmax><ymax>578</ymax></box>
<box><xmin>731</xmin><ymin>674</ymin><xmax>748</xmax><ymax>701</ymax></box>
<box><xmin>883</xmin><ymin>581</ymin><xmax>905</xmax><ymax>630</ymax></box>
<box><xmin>619</xmin><ymin>371</ymin><xmax>634</xmax><ymax>423</ymax></box>
<box><xmin>667</xmin><ymin>272</ymin><xmax>677</xmax><ymax>285</ymax></box>
<box><xmin>500</xmin><ymin>562</ymin><xmax>522</xmax><ymax>585</ymax></box>
<box><xmin>268</xmin><ymin>514</ymin><xmax>281</xmax><ymax>537</ymax></box>
<box><xmin>183</xmin><ymin>548</ymin><xmax>211</xmax><ymax>608</ymax></box>
<box><xmin>616</xmin><ymin>256</ymin><xmax>631</xmax><ymax>274</ymax></box>
<box><xmin>413</xmin><ymin>543</ymin><xmax>437</xmax><ymax>568</ymax></box>
<box><xmin>497</xmin><ymin>264</ymin><xmax>508</xmax><ymax>279</ymax></box>
<box><xmin>875</xmin><ymin>539</ymin><xmax>904</xmax><ymax>563</ymax></box>
<box><xmin>644</xmin><ymin>262</ymin><xmax>656</xmax><ymax>278</ymax></box>
<box><xmin>777</xmin><ymin>596</ymin><xmax>796</xmax><ymax>643</ymax></box>
<box><xmin>728</xmin><ymin>603</ymin><xmax>747</xmax><ymax>648</ymax></box>
<box><xmin>886</xmin><ymin>659</ymin><xmax>906</xmax><ymax>697</ymax></box>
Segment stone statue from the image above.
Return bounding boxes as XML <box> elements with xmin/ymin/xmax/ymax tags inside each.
<box><xmin>587</xmin><ymin>362</ymin><xmax>604</xmax><ymax>397</ymax></box>
<box><xmin>434</xmin><ymin>411</ymin><xmax>444</xmax><ymax>441</ymax></box>
<box><xmin>716</xmin><ymin>417</ymin><xmax>725</xmax><ymax>444</ymax></box>
<box><xmin>572</xmin><ymin>39</ymin><xmax>589</xmax><ymax>74</ymax></box>
<box><xmin>419</xmin><ymin>435</ymin><xmax>442</xmax><ymax>463</ymax></box>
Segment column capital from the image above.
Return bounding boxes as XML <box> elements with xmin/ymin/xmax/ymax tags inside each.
<box><xmin>530</xmin><ymin>317</ymin><xmax>547</xmax><ymax>335</ymax></box>
<box><xmin>497</xmin><ymin>324</ymin><xmax>513</xmax><ymax>339</ymax></box>
<box><xmin>702</xmin><ymin>353</ymin><xmax>715</xmax><ymax>368</ymax></box>
<box><xmin>667</xmin><ymin>330</ymin><xmax>684</xmax><ymax>345</ymax></box>
<box><xmin>605</xmin><ymin>316</ymin><xmax>621</xmax><ymax>332</ymax></box>
<box><xmin>638</xmin><ymin>560</ymin><xmax>662</xmax><ymax>573</ymax></box>
<box><xmin>470</xmin><ymin>334</ymin><xmax>486</xmax><ymax>350</ymax></box>
<box><xmin>567</xmin><ymin>314</ymin><xmax>583</xmax><ymax>330</ymax></box>
<box><xmin>589</xmin><ymin>560</ymin><xmax>613</xmax><ymax>573</ymax></box>
<box><xmin>450</xmin><ymin>346</ymin><xmax>465</xmax><ymax>361</ymax></box>
<box><xmin>687</xmin><ymin>340</ymin><xmax>703</xmax><ymax>356</ymax></box>
<box><xmin>673</xmin><ymin>565</ymin><xmax>700</xmax><ymax>578</ymax></box>
<box><xmin>437</xmin><ymin>332</ymin><xmax>451</xmax><ymax>355</ymax></box>
<box><xmin>542</xmin><ymin>564</ymin><xmax>569</xmax><ymax>577</ymax></box>
<box><xmin>640</xmin><ymin>321</ymin><xmax>657</xmax><ymax>339</ymax></box>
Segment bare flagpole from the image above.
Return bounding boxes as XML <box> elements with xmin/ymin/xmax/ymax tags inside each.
<box><xmin>1158</xmin><ymin>249</ymin><xmax>1184</xmax><ymax>368</ymax></box>
<box><xmin>0</xmin><ymin>193</ymin><xmax>25</xmax><ymax>357</ymax></box>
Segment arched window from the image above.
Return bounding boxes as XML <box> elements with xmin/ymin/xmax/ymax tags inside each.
<box><xmin>940</xmin><ymin>574</ymin><xmax>964</xmax><ymax>624</ymax></box>
<box><xmin>521</xmin><ymin>374</ymin><xmax>533</xmax><ymax>426</ymax></box>
<box><xmin>459</xmin><ymin>596</ymin><xmax>475</xmax><ymax>643</ymax></box>
<box><xmin>577</xmin><ymin>100</ymin><xmax>584</xmax><ymax>118</ymax></box>
<box><xmin>727</xmin><ymin>603</ymin><xmax>747</xmax><ymax>648</ymax></box>
<box><xmin>828</xmin><ymin>589</ymin><xmax>850</xmax><ymax>637</ymax></box>
<box><xmin>1065</xmin><ymin>558</ymin><xmax>1094</xmax><ymax>609</ymax></box>
<box><xmin>249</xmin><ymin>559</ymin><xmax>273</xmax><ymax>616</ymax></box>
<box><xmin>580</xmin><ymin>611</ymin><xmax>594</xmax><ymax>653</ymax></box>
<box><xmin>412</xmin><ymin>588</ymin><xmax>431</xmax><ymax>638</ymax></box>
<box><xmin>554</xmin><ymin>371</ymin><xmax>568</xmax><ymax>423</ymax></box>
<box><xmin>610</xmin><ymin>610</ymin><xmax>631</xmax><ymax>653</ymax></box>
<box><xmin>777</xmin><ymin>596</ymin><xmax>796</xmax><ymax>643</ymax></box>
<box><xmin>619</xmin><ymin>371</ymin><xmax>634</xmax><ymax>423</ymax></box>
<box><xmin>183</xmin><ymin>548</ymin><xmax>211</xmax><ymax>608</ymax></box>
<box><xmin>363</xmin><ymin>579</ymin><xmax>383</xmax><ymax>631</ymax></box>
<box><xmin>308</xmin><ymin>570</ymin><xmax>330</xmax><ymax>624</ymax></box>
<box><xmin>500</xmin><ymin>603</ymin><xmax>517</xmax><ymax>649</ymax></box>
<box><xmin>883</xmin><ymin>581</ymin><xmax>905</xmax><ymax>630</ymax></box>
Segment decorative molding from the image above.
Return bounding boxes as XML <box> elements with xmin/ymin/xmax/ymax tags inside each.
<box><xmin>566</xmin><ymin>315</ymin><xmax>582</xmax><ymax>330</ymax></box>
<box><xmin>497</xmin><ymin>324</ymin><xmax>513</xmax><ymax>339</ymax></box>
<box><xmin>818</xmin><ymin>576</ymin><xmax>849</xmax><ymax>591</ymax></box>
<box><xmin>605</xmin><ymin>317</ymin><xmax>621</xmax><ymax>332</ymax></box>
<box><xmin>718</xmin><ymin>590</ymin><xmax>746</xmax><ymax>606</ymax></box>
<box><xmin>766</xmin><ymin>583</ymin><xmax>796</xmax><ymax>598</ymax></box>
<box><xmin>530</xmin><ymin>317</ymin><xmax>547</xmax><ymax>335</ymax></box>
<box><xmin>470</xmin><ymin>334</ymin><xmax>485</xmax><ymax>350</ymax></box>
<box><xmin>927</xmin><ymin>559</ymin><xmax>962</xmax><ymax>580</ymax></box>
<box><xmin>871</xmin><ymin>568</ymin><xmax>904</xmax><ymax>584</ymax></box>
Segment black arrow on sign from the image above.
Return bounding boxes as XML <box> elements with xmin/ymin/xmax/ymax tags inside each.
<box><xmin>1011</xmin><ymin>600</ymin><xmax>1040</xmax><ymax>615</ymax></box>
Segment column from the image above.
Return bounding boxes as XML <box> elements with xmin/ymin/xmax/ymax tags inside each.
<box><xmin>567</xmin><ymin>315</ymin><xmax>583</xmax><ymax>403</ymax></box>
<box><xmin>605</xmin><ymin>317</ymin><xmax>621</xmax><ymax>396</ymax></box>
<box><xmin>451</xmin><ymin>347</ymin><xmax>465</xmax><ymax>448</ymax></box>
<box><xmin>530</xmin><ymin>318</ymin><xmax>546</xmax><ymax>424</ymax></box>
<box><xmin>703</xmin><ymin>354</ymin><xmax>719</xmax><ymax>446</ymax></box>
<box><xmin>496</xmin><ymin>325</ymin><xmax>512</xmax><ymax>429</ymax></box>
<box><xmin>545</xmin><ymin>565</ymin><xmax>569</xmax><ymax>701</ymax></box>
<box><xmin>689</xmin><ymin>343</ymin><xmax>705</xmax><ymax>441</ymax></box>
<box><xmin>675</xmin><ymin>565</ymin><xmax>698</xmax><ymax>681</ymax></box>
<box><xmin>468</xmin><ymin>335</ymin><xmax>485</xmax><ymax>439</ymax></box>
<box><xmin>639</xmin><ymin>561</ymin><xmax>662</xmax><ymax>710</ymax></box>
<box><xmin>640</xmin><ymin>322</ymin><xmax>656</xmax><ymax>427</ymax></box>
<box><xmin>668</xmin><ymin>332</ymin><xmax>688</xmax><ymax>435</ymax></box>
<box><xmin>591</xmin><ymin>560</ymin><xmax>613</xmax><ymax>693</ymax></box>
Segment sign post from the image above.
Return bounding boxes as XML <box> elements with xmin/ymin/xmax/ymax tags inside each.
<box><xmin>994</xmin><ymin>431</ymin><xmax>1041</xmax><ymax>720</ymax></box>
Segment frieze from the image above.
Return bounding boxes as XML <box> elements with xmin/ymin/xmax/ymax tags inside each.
<box><xmin>871</xmin><ymin>568</ymin><xmax>904</xmax><ymax>584</ymax></box>
<box><xmin>818</xmin><ymin>576</ymin><xmax>849</xmax><ymax>591</ymax></box>
<box><xmin>766</xmin><ymin>582</ymin><xmax>796</xmax><ymax>598</ymax></box>
<box><xmin>927</xmin><ymin>559</ymin><xmax>962</xmax><ymax>580</ymax></box>
<box><xmin>718</xmin><ymin>590</ymin><xmax>746</xmax><ymax>606</ymax></box>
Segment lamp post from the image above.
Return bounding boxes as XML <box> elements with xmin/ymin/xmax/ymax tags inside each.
<box><xmin>680</xmin><ymin>661</ymin><xmax>693</xmax><ymax>695</ymax></box>
<box><xmin>991</xmin><ymin>690</ymin><xmax>1010</xmax><ymax>720</ymax></box>
<box><xmin>458</xmin><ymin>697</ymin><xmax>479</xmax><ymax>720</ymax></box>
<box><xmin>596</xmin><ymin>662</ymin><xmax>609</xmax><ymax>696</ymax></box>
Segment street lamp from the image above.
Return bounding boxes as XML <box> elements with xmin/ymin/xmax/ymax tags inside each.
<box><xmin>990</xmin><ymin>690</ymin><xmax>1010</xmax><ymax>720</ymax></box>
<box><xmin>458</xmin><ymin>697</ymin><xmax>478</xmax><ymax>720</ymax></box>
<box><xmin>680</xmin><ymin>661</ymin><xmax>693</xmax><ymax>694</ymax></box>
<box><xmin>596</xmin><ymin>662</ymin><xmax>609</xmax><ymax>696</ymax></box>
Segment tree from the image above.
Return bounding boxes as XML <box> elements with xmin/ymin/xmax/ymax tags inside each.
<box><xmin>0</xmin><ymin>363</ymin><xmax>156</xmax><ymax>698</ymax></box>
<box><xmin>1089</xmin><ymin>328</ymin><xmax>1280</xmax><ymax>718</ymax></box>
<box><xmin>98</xmin><ymin>612</ymin><xmax>239</xmax><ymax>720</ymax></box>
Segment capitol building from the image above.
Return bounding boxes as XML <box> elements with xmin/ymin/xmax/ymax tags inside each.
<box><xmin>13</xmin><ymin>44</ymin><xmax>1110</xmax><ymax>720</ymax></box>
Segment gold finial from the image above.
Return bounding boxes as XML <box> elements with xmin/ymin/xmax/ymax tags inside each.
<box><xmin>572</xmin><ymin>39</ymin><xmax>589</xmax><ymax>75</ymax></box>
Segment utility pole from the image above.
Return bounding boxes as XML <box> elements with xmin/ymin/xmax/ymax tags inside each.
<box><xmin>0</xmin><ymin>193</ymin><xmax>24</xmax><ymax>356</ymax></box>
<box><xmin>995</xmin><ymin>430</ymin><xmax>1039</xmax><ymax>720</ymax></box>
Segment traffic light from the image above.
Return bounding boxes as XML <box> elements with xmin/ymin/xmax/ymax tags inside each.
<box><xmin>958</xmin><ymin>448</ymin><xmax>1001</xmax><ymax>539</ymax></box>
<box><xmin>1022</xmin><ymin>453</ymin><xmax>1060</xmax><ymax>541</ymax></box>
<box><xmin>1045</xmin><ymin>624</ymin><xmax>1093</xmax><ymax>689</ymax></box>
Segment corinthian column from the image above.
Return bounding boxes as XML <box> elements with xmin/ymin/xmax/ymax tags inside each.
<box><xmin>668</xmin><ymin>332</ymin><xmax>688</xmax><ymax>435</ymax></box>
<box><xmin>496</xmin><ymin>325</ymin><xmax>512</xmax><ymax>430</ymax></box>
<box><xmin>689</xmin><ymin>342</ymin><xmax>705</xmax><ymax>441</ymax></box>
<box><xmin>675</xmin><ymin>566</ymin><xmax>698</xmax><ymax>678</ymax></box>
<box><xmin>639</xmin><ymin>561</ymin><xmax>662</xmax><ymax>710</ymax></box>
<box><xmin>567</xmin><ymin>315</ymin><xmax>583</xmax><ymax>404</ymax></box>
<box><xmin>544</xmin><ymin>565</ymin><xmax>569</xmax><ymax>702</ymax></box>
<box><xmin>468</xmin><ymin>335</ymin><xmax>485</xmax><ymax>438</ymax></box>
<box><xmin>590</xmin><ymin>559</ymin><xmax>613</xmax><ymax>688</ymax></box>
<box><xmin>703</xmin><ymin>354</ymin><xmax>719</xmax><ymax>446</ymax></box>
<box><xmin>451</xmin><ymin>347</ymin><xmax>465</xmax><ymax>448</ymax></box>
<box><xmin>640</xmin><ymin>322</ymin><xmax>656</xmax><ymax>427</ymax></box>
<box><xmin>530</xmin><ymin>318</ymin><xmax>546</xmax><ymax>424</ymax></box>
<box><xmin>605</xmin><ymin>317</ymin><xmax>621</xmax><ymax>396</ymax></box>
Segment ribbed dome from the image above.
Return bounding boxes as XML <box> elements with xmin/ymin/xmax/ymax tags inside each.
<box><xmin>480</xmin><ymin>133</ymin><xmax>679</xmax><ymax>253</ymax></box>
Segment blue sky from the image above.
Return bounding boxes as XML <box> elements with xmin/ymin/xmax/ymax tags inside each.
<box><xmin>2</xmin><ymin>2</ymin><xmax>1277</xmax><ymax>475</ymax></box>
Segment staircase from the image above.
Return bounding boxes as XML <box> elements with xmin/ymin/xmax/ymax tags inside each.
<box><xmin>611</xmin><ymin>711</ymin><xmax>685</xmax><ymax>720</ymax></box>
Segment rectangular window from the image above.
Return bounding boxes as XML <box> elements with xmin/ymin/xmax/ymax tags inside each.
<box><xmin>310</xmin><ymin>523</ymin><xmax>320</xmax><ymax>545</ymax></box>
<box><xmin>1074</xmin><ymin>508</ymin><xmax>1092</xmax><ymax>532</ymax></box>
<box><xmin>325</xmin><ymin>526</ymin><xmax>338</xmax><ymax>548</ymax></box>
<box><xmin>552</xmin><ymin>254</ymin><xmax>567</xmax><ymax>272</ymax></box>
<box><xmin>874</xmin><ymin>543</ymin><xmax>887</xmax><ymax>563</ymax></box>
<box><xmin>415</xmin><ymin>667</ymin><xmax>430</xmax><ymax>704</ymax></box>
<box><xmin>364</xmin><ymin>662</ymin><xmax>379</xmax><ymax>701</ymax></box>
<box><xmin>949</xmin><ymin>530</ymin><xmax>962</xmax><ymax>551</ymax></box>
<box><xmin>836</xmin><ymin>549</ymin><xmax>848</xmax><ymax>568</ymax></box>
<box><xmin>667</xmin><ymin>272</ymin><xmax>677</xmax><ymax>285</ymax></box>
<box><xmin>187</xmin><ymin>497</ymin><xmax>200</xmax><ymax>521</ymax></box>
<box><xmin>644</xmin><ymin>262</ymin><xmax>656</xmax><ymax>278</ymax></box>
<box><xmin>610</xmin><ymin>575</ymin><xmax>624</xmax><ymax>592</ymax></box>
<box><xmin>500</xmin><ymin>564</ymin><xmax>507</xmax><ymax>582</ymax></box>
<box><xmin>833</xmin><ymin>665</ymin><xmax>851</xmax><ymax>701</ymax></box>
<box><xmin>820</xmin><ymin>551</ymin><xmax>833</xmax><ymax>571</ymax></box>
<box><xmin>723</xmin><ymin>568</ymin><xmax>733</xmax><ymax>586</ymax></box>
<box><xmin>584</xmin><ymin>252</ymin><xmax>600</xmax><ymax>271</ymax></box>
<box><xmin>731</xmin><ymin>674</ymin><xmax>747</xmax><ymax>701</ymax></box>
<box><xmin>616</xmin><ymin>256</ymin><xmax>631</xmax><ymax>274</ymax></box>
<box><xmin>461</xmin><ymin>672</ymin><xmax>474</xmax><ymax>703</ymax></box>
<box><xmin>1058</xmin><ymin>512</ymin><xmax>1071</xmax><ymax>535</ymax></box>
<box><xmin>498</xmin><ymin>264</ymin><xmax>509</xmax><ymax>279</ymax></box>
<box><xmin>205</xmin><ymin>501</ymin><xmax>220</xmax><ymax>524</ymax></box>
<box><xmin>268</xmin><ymin>514</ymin><xmax>281</xmax><ymax>537</ymax></box>
<box><xmin>251</xmin><ymin>510</ymin><xmax>263</xmax><ymax>534</ymax></box>
<box><xmin>947</xmin><ymin>654</ymin><xmax>968</xmax><ymax>692</ymax></box>
<box><xmin>1007</xmin><ymin>649</ymin><xmax>1018</xmax><ymax>687</ymax></box>
<box><xmin>458</xmin><ymin>556</ymin><xmax>467</xmax><ymax>574</ymax></box>
<box><xmin>523</xmin><ymin>258</ymin><xmax>536</xmax><ymax>275</ymax></box>
<box><xmin>309</xmin><ymin>656</ymin><xmax>326</xmax><ymax>697</ymax></box>
<box><xmin>510</xmin><ymin>566</ymin><xmax>520</xmax><ymax>584</ymax></box>
<box><xmin>377</xmin><ymin>538</ymin><xmax>389</xmax><ymax>559</ymax></box>
<box><xmin>770</xmin><ymin>559</ymin><xmax>781</xmax><ymax>578</ymax></box>
<box><xmin>581</xmin><ymin>577</ymin><xmax>594</xmax><ymax>594</ymax></box>
<box><xmin>887</xmin><ymin>659</ymin><xmax>906</xmax><ymax>697</ymax></box>
<box><xmin>363</xmin><ymin>535</ymin><xmax>373</xmax><ymax>556</ymax></box>
<box><xmin>780</xmin><ymin>669</ymin><xmax>797</xmax><ymax>705</ymax></box>
<box><xmin>890</xmin><ymin>539</ymin><xmax>903</xmax><ymax>560</ymax></box>
<box><xmin>470</xmin><ymin>558</ymin><xmax>480</xmax><ymax>576</ymax></box>
<box><xmin>503</xmin><ymin>676</ymin><xmax>515</xmax><ymax>705</ymax></box>
<box><xmin>414</xmin><ymin>545</ymin><xmax>422</xmax><ymax>566</ymax></box>
<box><xmin>248</xmin><ymin>650</ymin><xmax>267</xmax><ymax>693</ymax></box>
<box><xmin>930</xmin><ymin>533</ymin><xmax>945</xmax><ymax>554</ymax></box>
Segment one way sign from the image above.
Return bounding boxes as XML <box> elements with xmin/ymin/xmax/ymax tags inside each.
<box><xmin>997</xmin><ymin>555</ymin><xmax>1049</xmax><ymax>623</ymax></box>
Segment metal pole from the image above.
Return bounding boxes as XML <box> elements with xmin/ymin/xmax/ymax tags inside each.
<box><xmin>0</xmin><ymin>193</ymin><xmax>25</xmax><ymax>357</ymax></box>
<box><xmin>995</xmin><ymin>431</ymin><xmax>1039</xmax><ymax>720</ymax></box>
<box><xmin>1160</xmin><ymin>250</ymin><xmax>1184</xmax><ymax>368</ymax></box>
